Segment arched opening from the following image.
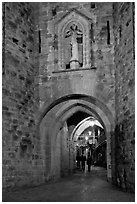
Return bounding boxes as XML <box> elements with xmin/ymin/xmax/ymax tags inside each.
<box><xmin>39</xmin><ymin>94</ymin><xmax>115</xmax><ymax>182</ymax></box>
<box><xmin>71</xmin><ymin>116</ymin><xmax>107</xmax><ymax>172</ymax></box>
<box><xmin>54</xmin><ymin>9</ymin><xmax>92</xmax><ymax>70</ymax></box>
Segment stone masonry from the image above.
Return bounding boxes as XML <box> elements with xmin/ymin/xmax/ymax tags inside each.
<box><xmin>36</xmin><ymin>2</ymin><xmax>115</xmax><ymax>114</ymax></box>
<box><xmin>2</xmin><ymin>2</ymin><xmax>134</xmax><ymax>193</ymax></box>
<box><xmin>2</xmin><ymin>3</ymin><xmax>44</xmax><ymax>190</ymax></box>
<box><xmin>113</xmin><ymin>2</ymin><xmax>135</xmax><ymax>192</ymax></box>
<box><xmin>36</xmin><ymin>2</ymin><xmax>115</xmax><ymax>184</ymax></box>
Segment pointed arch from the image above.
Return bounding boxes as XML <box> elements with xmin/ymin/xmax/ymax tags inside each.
<box><xmin>39</xmin><ymin>94</ymin><xmax>115</xmax><ymax>182</ymax></box>
<box><xmin>54</xmin><ymin>10</ymin><xmax>92</xmax><ymax>70</ymax></box>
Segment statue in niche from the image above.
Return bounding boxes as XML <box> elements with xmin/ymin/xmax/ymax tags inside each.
<box><xmin>65</xmin><ymin>24</ymin><xmax>83</xmax><ymax>69</ymax></box>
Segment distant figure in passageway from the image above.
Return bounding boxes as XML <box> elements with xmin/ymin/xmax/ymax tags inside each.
<box><xmin>81</xmin><ymin>153</ymin><xmax>86</xmax><ymax>172</ymax></box>
<box><xmin>87</xmin><ymin>153</ymin><xmax>92</xmax><ymax>172</ymax></box>
<box><xmin>76</xmin><ymin>154</ymin><xmax>81</xmax><ymax>169</ymax></box>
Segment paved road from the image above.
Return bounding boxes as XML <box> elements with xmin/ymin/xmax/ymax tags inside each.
<box><xmin>3</xmin><ymin>167</ymin><xmax>134</xmax><ymax>202</ymax></box>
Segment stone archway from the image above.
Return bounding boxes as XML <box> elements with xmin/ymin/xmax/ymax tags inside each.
<box><xmin>39</xmin><ymin>94</ymin><xmax>115</xmax><ymax>182</ymax></box>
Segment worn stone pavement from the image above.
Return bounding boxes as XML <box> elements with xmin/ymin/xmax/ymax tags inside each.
<box><xmin>3</xmin><ymin>167</ymin><xmax>134</xmax><ymax>202</ymax></box>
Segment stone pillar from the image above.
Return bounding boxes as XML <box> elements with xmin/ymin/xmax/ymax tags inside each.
<box><xmin>60</xmin><ymin>122</ymin><xmax>69</xmax><ymax>176</ymax></box>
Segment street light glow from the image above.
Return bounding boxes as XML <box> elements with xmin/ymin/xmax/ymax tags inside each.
<box><xmin>85</xmin><ymin>136</ymin><xmax>88</xmax><ymax>141</ymax></box>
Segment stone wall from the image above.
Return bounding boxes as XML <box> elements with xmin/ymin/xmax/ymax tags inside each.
<box><xmin>113</xmin><ymin>2</ymin><xmax>135</xmax><ymax>192</ymax></box>
<box><xmin>36</xmin><ymin>2</ymin><xmax>115</xmax><ymax>117</ymax></box>
<box><xmin>36</xmin><ymin>2</ymin><xmax>115</xmax><ymax>182</ymax></box>
<box><xmin>2</xmin><ymin>3</ymin><xmax>43</xmax><ymax>190</ymax></box>
<box><xmin>3</xmin><ymin>2</ymin><xmax>117</xmax><ymax>191</ymax></box>
<box><xmin>60</xmin><ymin>122</ymin><xmax>70</xmax><ymax>176</ymax></box>
<box><xmin>93</xmin><ymin>3</ymin><xmax>115</xmax><ymax>114</ymax></box>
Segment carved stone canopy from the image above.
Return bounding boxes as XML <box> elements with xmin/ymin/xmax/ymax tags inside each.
<box><xmin>54</xmin><ymin>9</ymin><xmax>92</xmax><ymax>71</ymax></box>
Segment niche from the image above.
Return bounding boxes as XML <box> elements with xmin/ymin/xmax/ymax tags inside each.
<box><xmin>54</xmin><ymin>9</ymin><xmax>92</xmax><ymax>71</ymax></box>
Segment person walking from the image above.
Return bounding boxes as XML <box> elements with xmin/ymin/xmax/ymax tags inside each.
<box><xmin>81</xmin><ymin>153</ymin><xmax>86</xmax><ymax>172</ymax></box>
<box><xmin>76</xmin><ymin>154</ymin><xmax>81</xmax><ymax>169</ymax></box>
<box><xmin>87</xmin><ymin>153</ymin><xmax>92</xmax><ymax>172</ymax></box>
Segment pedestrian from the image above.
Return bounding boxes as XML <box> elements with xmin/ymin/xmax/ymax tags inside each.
<box><xmin>76</xmin><ymin>154</ymin><xmax>81</xmax><ymax>169</ymax></box>
<box><xmin>87</xmin><ymin>153</ymin><xmax>92</xmax><ymax>172</ymax></box>
<box><xmin>81</xmin><ymin>153</ymin><xmax>86</xmax><ymax>172</ymax></box>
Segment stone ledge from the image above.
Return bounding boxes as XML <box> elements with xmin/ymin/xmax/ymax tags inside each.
<box><xmin>52</xmin><ymin>66</ymin><xmax>97</xmax><ymax>74</ymax></box>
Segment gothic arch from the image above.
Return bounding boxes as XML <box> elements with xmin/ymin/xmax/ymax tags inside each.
<box><xmin>38</xmin><ymin>94</ymin><xmax>114</xmax><ymax>127</ymax></box>
<box><xmin>39</xmin><ymin>94</ymin><xmax>115</xmax><ymax>182</ymax></box>
<box><xmin>54</xmin><ymin>10</ymin><xmax>92</xmax><ymax>70</ymax></box>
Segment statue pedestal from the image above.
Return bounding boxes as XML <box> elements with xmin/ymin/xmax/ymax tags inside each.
<box><xmin>70</xmin><ymin>60</ymin><xmax>80</xmax><ymax>69</ymax></box>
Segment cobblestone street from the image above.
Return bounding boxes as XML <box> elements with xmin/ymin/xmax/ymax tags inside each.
<box><xmin>3</xmin><ymin>167</ymin><xmax>134</xmax><ymax>202</ymax></box>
